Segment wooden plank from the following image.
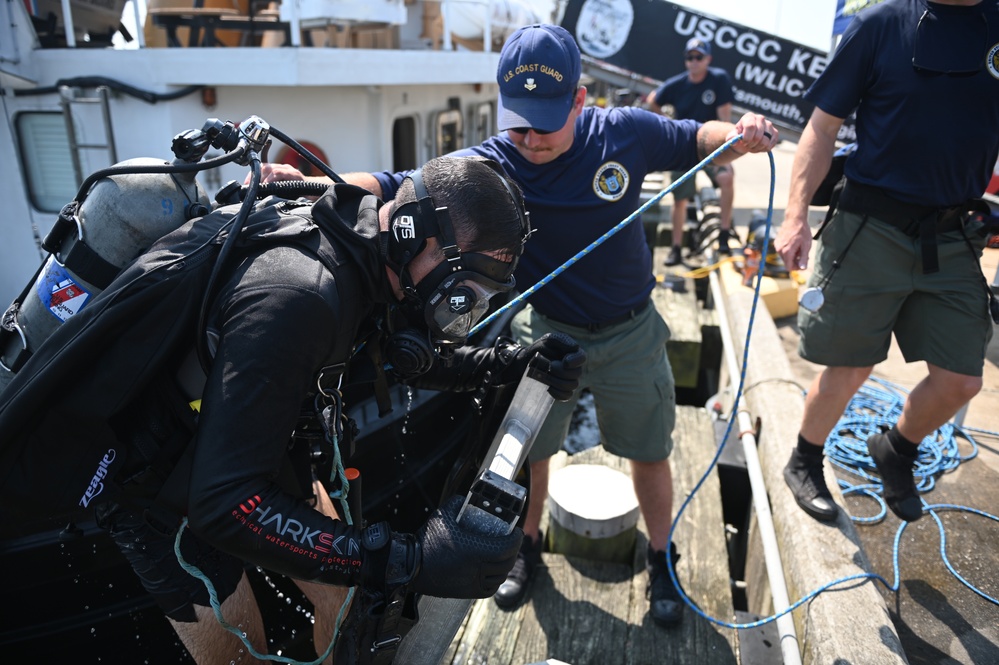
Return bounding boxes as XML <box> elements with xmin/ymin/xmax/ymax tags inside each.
<box><xmin>651</xmin><ymin>246</ymin><xmax>702</xmax><ymax>389</ymax></box>
<box><xmin>448</xmin><ymin>406</ymin><xmax>738</xmax><ymax>665</ymax></box>
<box><xmin>721</xmin><ymin>279</ymin><xmax>907</xmax><ymax>664</ymax></box>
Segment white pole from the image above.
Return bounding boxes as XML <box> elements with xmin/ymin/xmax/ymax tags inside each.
<box><xmin>132</xmin><ymin>0</ymin><xmax>145</xmax><ymax>48</ymax></box>
<box><xmin>442</xmin><ymin>0</ymin><xmax>452</xmax><ymax>51</ymax></box>
<box><xmin>482</xmin><ymin>0</ymin><xmax>491</xmax><ymax>51</ymax></box>
<box><xmin>709</xmin><ymin>267</ymin><xmax>803</xmax><ymax>665</ymax></box>
<box><xmin>60</xmin><ymin>0</ymin><xmax>77</xmax><ymax>47</ymax></box>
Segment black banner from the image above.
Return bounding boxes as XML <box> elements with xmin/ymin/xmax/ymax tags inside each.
<box><xmin>561</xmin><ymin>0</ymin><xmax>855</xmax><ymax>140</ymax></box>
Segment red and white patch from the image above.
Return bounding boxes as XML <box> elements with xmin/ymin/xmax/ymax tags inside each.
<box><xmin>38</xmin><ymin>262</ymin><xmax>91</xmax><ymax>322</ymax></box>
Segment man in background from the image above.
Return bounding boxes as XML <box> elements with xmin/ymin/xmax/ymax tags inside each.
<box><xmin>646</xmin><ymin>38</ymin><xmax>737</xmax><ymax>266</ymax></box>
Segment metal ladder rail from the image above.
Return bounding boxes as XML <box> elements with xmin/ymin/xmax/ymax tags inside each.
<box><xmin>58</xmin><ymin>85</ymin><xmax>118</xmax><ymax>187</ymax></box>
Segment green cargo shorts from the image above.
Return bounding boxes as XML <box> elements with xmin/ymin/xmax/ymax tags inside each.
<box><xmin>671</xmin><ymin>164</ymin><xmax>729</xmax><ymax>201</ymax></box>
<box><xmin>799</xmin><ymin>209</ymin><xmax>992</xmax><ymax>376</ymax></box>
<box><xmin>510</xmin><ymin>302</ymin><xmax>676</xmax><ymax>462</ymax></box>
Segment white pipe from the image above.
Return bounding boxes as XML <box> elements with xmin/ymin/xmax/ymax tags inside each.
<box><xmin>952</xmin><ymin>402</ymin><xmax>969</xmax><ymax>429</ymax></box>
<box><xmin>132</xmin><ymin>0</ymin><xmax>145</xmax><ymax>49</ymax></box>
<box><xmin>708</xmin><ymin>268</ymin><xmax>802</xmax><ymax>665</ymax></box>
<box><xmin>60</xmin><ymin>0</ymin><xmax>77</xmax><ymax>47</ymax></box>
<box><xmin>482</xmin><ymin>0</ymin><xmax>491</xmax><ymax>52</ymax></box>
<box><xmin>442</xmin><ymin>0</ymin><xmax>452</xmax><ymax>51</ymax></box>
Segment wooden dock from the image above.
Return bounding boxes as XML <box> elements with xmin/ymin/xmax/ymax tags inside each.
<box><xmin>444</xmin><ymin>403</ymin><xmax>739</xmax><ymax>664</ymax></box>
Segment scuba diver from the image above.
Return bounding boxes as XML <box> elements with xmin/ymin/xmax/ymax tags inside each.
<box><xmin>0</xmin><ymin>154</ymin><xmax>585</xmax><ymax>664</ymax></box>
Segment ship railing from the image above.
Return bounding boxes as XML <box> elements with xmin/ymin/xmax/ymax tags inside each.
<box><xmin>42</xmin><ymin>0</ymin><xmax>501</xmax><ymax>52</ymax></box>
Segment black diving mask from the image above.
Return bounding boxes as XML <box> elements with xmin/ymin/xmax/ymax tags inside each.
<box><xmin>411</xmin><ymin>253</ymin><xmax>516</xmax><ymax>345</ymax></box>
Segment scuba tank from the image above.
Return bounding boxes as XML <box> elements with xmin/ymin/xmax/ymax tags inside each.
<box><xmin>0</xmin><ymin>157</ymin><xmax>211</xmax><ymax>390</ymax></box>
<box><xmin>0</xmin><ymin>161</ymin><xmax>210</xmax><ymax>391</ymax></box>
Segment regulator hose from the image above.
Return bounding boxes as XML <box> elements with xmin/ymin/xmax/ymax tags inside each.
<box><xmin>74</xmin><ymin>147</ymin><xmax>247</xmax><ymax>203</ymax></box>
<box><xmin>269</xmin><ymin>125</ymin><xmax>345</xmax><ymax>184</ymax></box>
<box><xmin>244</xmin><ymin>180</ymin><xmax>331</xmax><ymax>200</ymax></box>
<box><xmin>194</xmin><ymin>148</ymin><xmax>262</xmax><ymax>374</ymax></box>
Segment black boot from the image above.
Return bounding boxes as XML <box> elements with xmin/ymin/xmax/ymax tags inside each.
<box><xmin>717</xmin><ymin>228</ymin><xmax>733</xmax><ymax>255</ymax></box>
<box><xmin>664</xmin><ymin>244</ymin><xmax>683</xmax><ymax>267</ymax></box>
<box><xmin>493</xmin><ymin>533</ymin><xmax>542</xmax><ymax>609</ymax></box>
<box><xmin>867</xmin><ymin>432</ymin><xmax>923</xmax><ymax>522</ymax></box>
<box><xmin>783</xmin><ymin>447</ymin><xmax>838</xmax><ymax>522</ymax></box>
<box><xmin>646</xmin><ymin>542</ymin><xmax>683</xmax><ymax>627</ymax></box>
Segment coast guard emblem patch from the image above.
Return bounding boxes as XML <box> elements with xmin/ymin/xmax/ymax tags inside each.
<box><xmin>593</xmin><ymin>162</ymin><xmax>629</xmax><ymax>201</ymax></box>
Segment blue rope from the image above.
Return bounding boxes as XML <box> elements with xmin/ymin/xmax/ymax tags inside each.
<box><xmin>824</xmin><ymin>377</ymin><xmax>997</xmax><ymax>605</ymax></box>
<box><xmin>659</xmin><ymin>148</ymin><xmax>998</xmax><ymax>632</ymax></box>
<box><xmin>326</xmin><ymin>423</ymin><xmax>356</xmax><ymax>528</ymax></box>
<box><xmin>826</xmin><ymin>377</ymin><xmax>977</xmax><ymax>501</ymax></box>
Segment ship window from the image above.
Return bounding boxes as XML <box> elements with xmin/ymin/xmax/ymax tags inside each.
<box><xmin>392</xmin><ymin>115</ymin><xmax>418</xmax><ymax>172</ymax></box>
<box><xmin>15</xmin><ymin>112</ymin><xmax>77</xmax><ymax>213</ymax></box>
<box><xmin>431</xmin><ymin>108</ymin><xmax>463</xmax><ymax>156</ymax></box>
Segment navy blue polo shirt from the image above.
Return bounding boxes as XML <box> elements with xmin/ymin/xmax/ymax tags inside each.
<box><xmin>374</xmin><ymin>107</ymin><xmax>700</xmax><ymax>326</ymax></box>
<box><xmin>652</xmin><ymin>67</ymin><xmax>734</xmax><ymax>123</ymax></box>
<box><xmin>806</xmin><ymin>0</ymin><xmax>999</xmax><ymax>207</ymax></box>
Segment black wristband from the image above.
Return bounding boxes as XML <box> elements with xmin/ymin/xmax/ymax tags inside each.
<box><xmin>359</xmin><ymin>521</ymin><xmax>392</xmax><ymax>588</ymax></box>
<box><xmin>359</xmin><ymin>522</ymin><xmax>419</xmax><ymax>593</ymax></box>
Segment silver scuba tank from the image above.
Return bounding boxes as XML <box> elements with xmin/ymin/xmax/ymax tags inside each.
<box><xmin>0</xmin><ymin>158</ymin><xmax>210</xmax><ymax>391</ymax></box>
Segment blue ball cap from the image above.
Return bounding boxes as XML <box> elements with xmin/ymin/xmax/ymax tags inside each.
<box><xmin>497</xmin><ymin>24</ymin><xmax>581</xmax><ymax>133</ymax></box>
<box><xmin>685</xmin><ymin>37</ymin><xmax>711</xmax><ymax>56</ymax></box>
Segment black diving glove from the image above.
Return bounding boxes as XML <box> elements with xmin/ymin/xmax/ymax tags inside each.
<box><xmin>410</xmin><ymin>496</ymin><xmax>524</xmax><ymax>598</ymax></box>
<box><xmin>359</xmin><ymin>496</ymin><xmax>523</xmax><ymax>599</ymax></box>
<box><xmin>413</xmin><ymin>495</ymin><xmax>523</xmax><ymax>598</ymax></box>
<box><xmin>498</xmin><ymin>332</ymin><xmax>586</xmax><ymax>400</ymax></box>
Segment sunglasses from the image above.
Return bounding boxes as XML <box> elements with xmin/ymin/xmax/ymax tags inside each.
<box><xmin>507</xmin><ymin>127</ymin><xmax>555</xmax><ymax>135</ymax></box>
<box><xmin>685</xmin><ymin>53</ymin><xmax>705</xmax><ymax>61</ymax></box>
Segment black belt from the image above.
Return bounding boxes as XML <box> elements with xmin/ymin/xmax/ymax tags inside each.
<box><xmin>837</xmin><ymin>180</ymin><xmax>969</xmax><ymax>274</ymax></box>
<box><xmin>544</xmin><ymin>298</ymin><xmax>651</xmax><ymax>332</ymax></box>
